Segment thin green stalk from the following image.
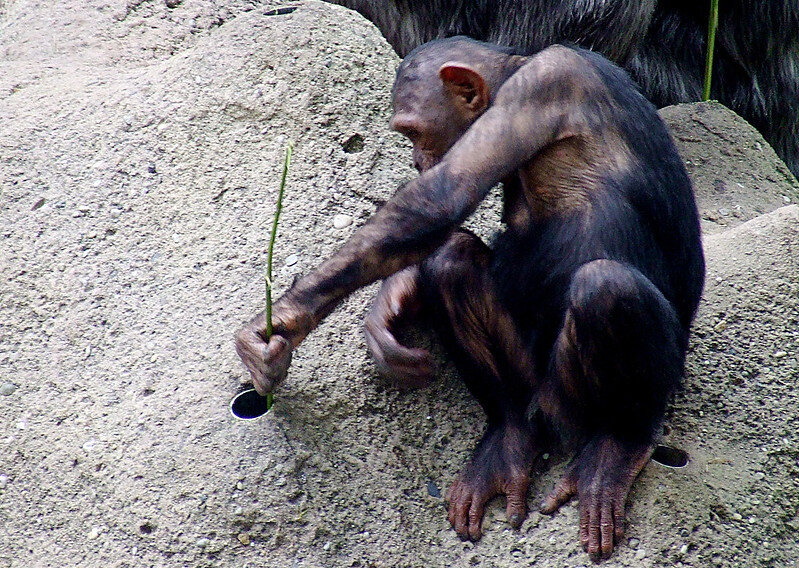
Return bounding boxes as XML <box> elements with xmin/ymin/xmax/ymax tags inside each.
<box><xmin>264</xmin><ymin>142</ymin><xmax>293</xmax><ymax>408</ymax></box>
<box><xmin>702</xmin><ymin>0</ymin><xmax>719</xmax><ymax>101</ymax></box>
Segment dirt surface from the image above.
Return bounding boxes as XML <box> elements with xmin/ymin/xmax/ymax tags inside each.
<box><xmin>1</xmin><ymin>2</ymin><xmax>798</xmax><ymax>568</ymax></box>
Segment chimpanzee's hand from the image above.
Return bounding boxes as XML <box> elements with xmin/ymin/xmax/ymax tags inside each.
<box><xmin>235</xmin><ymin>299</ymin><xmax>315</xmax><ymax>394</ymax></box>
<box><xmin>364</xmin><ymin>266</ymin><xmax>434</xmax><ymax>388</ymax></box>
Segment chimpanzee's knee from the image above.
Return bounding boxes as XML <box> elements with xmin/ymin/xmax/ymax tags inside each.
<box><xmin>419</xmin><ymin>229</ymin><xmax>491</xmax><ymax>299</ymax></box>
<box><xmin>552</xmin><ymin>259</ymin><xmax>684</xmax><ymax>443</ymax></box>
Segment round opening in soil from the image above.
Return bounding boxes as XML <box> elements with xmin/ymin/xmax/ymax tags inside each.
<box><xmin>230</xmin><ymin>388</ymin><xmax>272</xmax><ymax>420</ymax></box>
<box><xmin>651</xmin><ymin>445</ymin><xmax>689</xmax><ymax>468</ymax></box>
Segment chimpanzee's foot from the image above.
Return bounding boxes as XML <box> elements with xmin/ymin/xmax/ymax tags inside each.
<box><xmin>540</xmin><ymin>435</ymin><xmax>653</xmax><ymax>562</ymax></box>
<box><xmin>447</xmin><ymin>421</ymin><xmax>538</xmax><ymax>541</ymax></box>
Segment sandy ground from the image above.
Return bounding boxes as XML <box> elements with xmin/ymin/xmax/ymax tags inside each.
<box><xmin>1</xmin><ymin>2</ymin><xmax>798</xmax><ymax>567</ymax></box>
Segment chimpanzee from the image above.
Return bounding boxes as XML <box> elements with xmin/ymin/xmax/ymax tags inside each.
<box><xmin>235</xmin><ymin>37</ymin><xmax>705</xmax><ymax>561</ymax></box>
<box><xmin>325</xmin><ymin>0</ymin><xmax>799</xmax><ymax>178</ymax></box>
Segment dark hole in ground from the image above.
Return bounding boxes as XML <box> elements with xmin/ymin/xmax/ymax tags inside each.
<box><xmin>230</xmin><ymin>388</ymin><xmax>272</xmax><ymax>419</ymax></box>
<box><xmin>342</xmin><ymin>133</ymin><xmax>365</xmax><ymax>153</ymax></box>
<box><xmin>265</xmin><ymin>6</ymin><xmax>298</xmax><ymax>16</ymax></box>
<box><xmin>651</xmin><ymin>445</ymin><xmax>689</xmax><ymax>468</ymax></box>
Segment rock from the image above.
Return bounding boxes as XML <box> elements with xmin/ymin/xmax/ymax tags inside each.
<box><xmin>0</xmin><ymin>383</ymin><xmax>16</xmax><ymax>396</ymax></box>
<box><xmin>332</xmin><ymin>214</ymin><xmax>352</xmax><ymax>229</ymax></box>
<box><xmin>196</xmin><ymin>538</ymin><xmax>210</xmax><ymax>548</ymax></box>
<box><xmin>660</xmin><ymin>102</ymin><xmax>799</xmax><ymax>234</ymax></box>
<box><xmin>0</xmin><ymin>475</ymin><xmax>8</xmax><ymax>489</ymax></box>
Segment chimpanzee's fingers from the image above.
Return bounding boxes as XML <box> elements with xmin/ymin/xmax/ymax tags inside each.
<box><xmin>382</xmin><ymin>342</ymin><xmax>434</xmax><ymax>383</ymax></box>
<box><xmin>235</xmin><ymin>326</ymin><xmax>270</xmax><ymax>388</ymax></box>
<box><xmin>252</xmin><ymin>335</ymin><xmax>292</xmax><ymax>395</ymax></box>
<box><xmin>364</xmin><ymin>321</ymin><xmax>433</xmax><ymax>386</ymax></box>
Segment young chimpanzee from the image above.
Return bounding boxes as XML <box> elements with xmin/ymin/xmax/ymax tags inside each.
<box><xmin>236</xmin><ymin>37</ymin><xmax>705</xmax><ymax>561</ymax></box>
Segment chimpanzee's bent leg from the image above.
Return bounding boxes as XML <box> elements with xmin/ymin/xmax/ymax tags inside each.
<box><xmin>539</xmin><ymin>259</ymin><xmax>684</xmax><ymax>561</ymax></box>
<box><xmin>418</xmin><ymin>229</ymin><xmax>544</xmax><ymax>541</ymax></box>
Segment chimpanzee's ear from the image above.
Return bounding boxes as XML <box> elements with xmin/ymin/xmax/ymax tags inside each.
<box><xmin>439</xmin><ymin>62</ymin><xmax>489</xmax><ymax>114</ymax></box>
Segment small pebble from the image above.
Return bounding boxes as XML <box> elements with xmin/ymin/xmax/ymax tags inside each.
<box><xmin>774</xmin><ymin>351</ymin><xmax>787</xmax><ymax>359</ymax></box>
<box><xmin>635</xmin><ymin>548</ymin><xmax>648</xmax><ymax>560</ymax></box>
<box><xmin>332</xmin><ymin>214</ymin><xmax>352</xmax><ymax>229</ymax></box>
<box><xmin>784</xmin><ymin>196</ymin><xmax>792</xmax><ymax>204</ymax></box>
<box><xmin>628</xmin><ymin>538</ymin><xmax>640</xmax><ymax>548</ymax></box>
<box><xmin>236</xmin><ymin>481</ymin><xmax>244</xmax><ymax>490</ymax></box>
<box><xmin>0</xmin><ymin>474</ymin><xmax>8</xmax><ymax>489</ymax></box>
<box><xmin>680</xmin><ymin>544</ymin><xmax>689</xmax><ymax>555</ymax></box>
<box><xmin>285</xmin><ymin>254</ymin><xmax>298</xmax><ymax>266</ymax></box>
<box><xmin>88</xmin><ymin>527</ymin><xmax>101</xmax><ymax>540</ymax></box>
<box><xmin>237</xmin><ymin>533</ymin><xmax>251</xmax><ymax>545</ymax></box>
<box><xmin>0</xmin><ymin>383</ymin><xmax>17</xmax><ymax>396</ymax></box>
<box><xmin>732</xmin><ymin>512</ymin><xmax>743</xmax><ymax>521</ymax></box>
<box><xmin>426</xmin><ymin>481</ymin><xmax>441</xmax><ymax>498</ymax></box>
<box><xmin>323</xmin><ymin>541</ymin><xmax>331</xmax><ymax>551</ymax></box>
<box><xmin>196</xmin><ymin>537</ymin><xmax>210</xmax><ymax>548</ymax></box>
<box><xmin>754</xmin><ymin>471</ymin><xmax>766</xmax><ymax>480</ymax></box>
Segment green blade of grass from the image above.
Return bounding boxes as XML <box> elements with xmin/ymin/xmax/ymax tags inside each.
<box><xmin>702</xmin><ymin>0</ymin><xmax>719</xmax><ymax>101</ymax></box>
<box><xmin>265</xmin><ymin>142</ymin><xmax>293</xmax><ymax>340</ymax></box>
<box><xmin>263</xmin><ymin>142</ymin><xmax>293</xmax><ymax>409</ymax></box>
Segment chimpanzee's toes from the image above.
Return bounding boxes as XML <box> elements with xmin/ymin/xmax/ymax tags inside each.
<box><xmin>447</xmin><ymin>479</ymin><xmax>488</xmax><ymax>540</ymax></box>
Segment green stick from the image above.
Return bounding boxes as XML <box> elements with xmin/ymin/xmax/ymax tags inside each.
<box><xmin>702</xmin><ymin>0</ymin><xmax>719</xmax><ymax>101</ymax></box>
<box><xmin>264</xmin><ymin>142</ymin><xmax>293</xmax><ymax>408</ymax></box>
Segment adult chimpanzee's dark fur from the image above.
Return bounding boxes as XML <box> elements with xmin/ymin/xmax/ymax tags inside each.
<box><xmin>326</xmin><ymin>0</ymin><xmax>799</xmax><ymax>177</ymax></box>
<box><xmin>237</xmin><ymin>36</ymin><xmax>705</xmax><ymax>561</ymax></box>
